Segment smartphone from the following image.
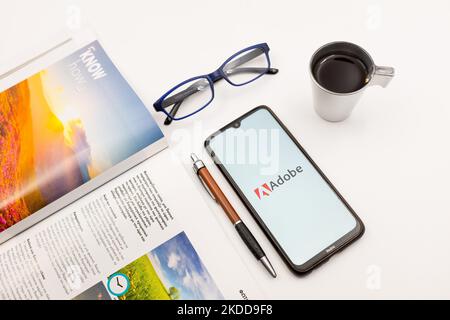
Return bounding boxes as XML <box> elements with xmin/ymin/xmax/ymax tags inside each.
<box><xmin>205</xmin><ymin>106</ymin><xmax>364</xmax><ymax>273</ymax></box>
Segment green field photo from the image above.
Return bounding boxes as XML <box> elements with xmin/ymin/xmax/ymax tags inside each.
<box><xmin>115</xmin><ymin>255</ymin><xmax>178</xmax><ymax>300</ymax></box>
<box><xmin>110</xmin><ymin>232</ymin><xmax>222</xmax><ymax>300</ymax></box>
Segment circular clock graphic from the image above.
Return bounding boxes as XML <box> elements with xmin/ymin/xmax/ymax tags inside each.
<box><xmin>107</xmin><ymin>273</ymin><xmax>130</xmax><ymax>297</ymax></box>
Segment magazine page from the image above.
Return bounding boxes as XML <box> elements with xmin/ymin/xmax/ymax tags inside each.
<box><xmin>0</xmin><ymin>150</ymin><xmax>263</xmax><ymax>300</ymax></box>
<box><xmin>0</xmin><ymin>31</ymin><xmax>166</xmax><ymax>244</ymax></box>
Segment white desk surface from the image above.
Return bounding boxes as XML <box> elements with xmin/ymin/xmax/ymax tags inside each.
<box><xmin>2</xmin><ymin>0</ymin><xmax>450</xmax><ymax>299</ymax></box>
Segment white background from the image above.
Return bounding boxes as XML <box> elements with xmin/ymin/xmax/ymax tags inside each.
<box><xmin>1</xmin><ymin>0</ymin><xmax>450</xmax><ymax>299</ymax></box>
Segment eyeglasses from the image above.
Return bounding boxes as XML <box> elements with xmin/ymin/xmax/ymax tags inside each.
<box><xmin>153</xmin><ymin>43</ymin><xmax>278</xmax><ymax>125</ymax></box>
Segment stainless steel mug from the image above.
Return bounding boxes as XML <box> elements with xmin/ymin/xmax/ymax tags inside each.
<box><xmin>310</xmin><ymin>41</ymin><xmax>395</xmax><ymax>122</ymax></box>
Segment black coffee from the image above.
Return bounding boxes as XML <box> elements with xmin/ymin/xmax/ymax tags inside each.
<box><xmin>313</xmin><ymin>54</ymin><xmax>369</xmax><ymax>93</ymax></box>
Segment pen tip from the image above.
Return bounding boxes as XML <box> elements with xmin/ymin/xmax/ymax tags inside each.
<box><xmin>190</xmin><ymin>153</ymin><xmax>198</xmax><ymax>162</ymax></box>
<box><xmin>260</xmin><ymin>256</ymin><xmax>277</xmax><ymax>278</ymax></box>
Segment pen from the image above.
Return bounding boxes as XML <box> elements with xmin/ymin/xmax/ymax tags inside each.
<box><xmin>191</xmin><ymin>154</ymin><xmax>277</xmax><ymax>278</ymax></box>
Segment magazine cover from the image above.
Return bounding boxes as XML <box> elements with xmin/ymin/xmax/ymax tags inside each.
<box><xmin>0</xmin><ymin>39</ymin><xmax>165</xmax><ymax>242</ymax></box>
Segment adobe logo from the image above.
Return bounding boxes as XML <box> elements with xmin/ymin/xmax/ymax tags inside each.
<box><xmin>253</xmin><ymin>166</ymin><xmax>304</xmax><ymax>200</ymax></box>
<box><xmin>254</xmin><ymin>183</ymin><xmax>272</xmax><ymax>200</ymax></box>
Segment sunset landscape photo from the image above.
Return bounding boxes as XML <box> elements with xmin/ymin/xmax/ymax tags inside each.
<box><xmin>0</xmin><ymin>73</ymin><xmax>87</xmax><ymax>231</ymax></box>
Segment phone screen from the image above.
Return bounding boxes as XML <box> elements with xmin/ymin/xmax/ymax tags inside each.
<box><xmin>207</xmin><ymin>108</ymin><xmax>359</xmax><ymax>267</ymax></box>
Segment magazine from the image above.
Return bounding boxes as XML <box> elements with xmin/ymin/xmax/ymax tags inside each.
<box><xmin>0</xmin><ymin>31</ymin><xmax>263</xmax><ymax>300</ymax></box>
<box><xmin>0</xmin><ymin>31</ymin><xmax>166</xmax><ymax>244</ymax></box>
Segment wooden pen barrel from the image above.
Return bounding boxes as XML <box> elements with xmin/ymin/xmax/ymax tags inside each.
<box><xmin>198</xmin><ymin>167</ymin><xmax>241</xmax><ymax>224</ymax></box>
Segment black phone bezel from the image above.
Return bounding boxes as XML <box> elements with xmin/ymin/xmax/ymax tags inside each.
<box><xmin>204</xmin><ymin>105</ymin><xmax>365</xmax><ymax>274</ymax></box>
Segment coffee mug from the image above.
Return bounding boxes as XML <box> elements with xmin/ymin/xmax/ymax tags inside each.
<box><xmin>310</xmin><ymin>41</ymin><xmax>395</xmax><ymax>122</ymax></box>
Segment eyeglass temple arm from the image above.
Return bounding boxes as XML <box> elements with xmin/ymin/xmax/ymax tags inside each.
<box><xmin>164</xmin><ymin>100</ymin><xmax>183</xmax><ymax>125</ymax></box>
<box><xmin>223</xmin><ymin>49</ymin><xmax>277</xmax><ymax>76</ymax></box>
<box><xmin>223</xmin><ymin>48</ymin><xmax>264</xmax><ymax>71</ymax></box>
<box><xmin>225</xmin><ymin>67</ymin><xmax>278</xmax><ymax>76</ymax></box>
<box><xmin>161</xmin><ymin>79</ymin><xmax>206</xmax><ymax>108</ymax></box>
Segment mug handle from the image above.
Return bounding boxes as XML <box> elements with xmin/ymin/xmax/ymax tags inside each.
<box><xmin>370</xmin><ymin>66</ymin><xmax>395</xmax><ymax>88</ymax></box>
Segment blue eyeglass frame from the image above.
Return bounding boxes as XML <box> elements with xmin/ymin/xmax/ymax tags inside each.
<box><xmin>153</xmin><ymin>43</ymin><xmax>273</xmax><ymax>121</ymax></box>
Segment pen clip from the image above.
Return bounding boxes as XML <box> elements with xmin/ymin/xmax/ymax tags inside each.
<box><xmin>197</xmin><ymin>174</ymin><xmax>216</xmax><ymax>202</ymax></box>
